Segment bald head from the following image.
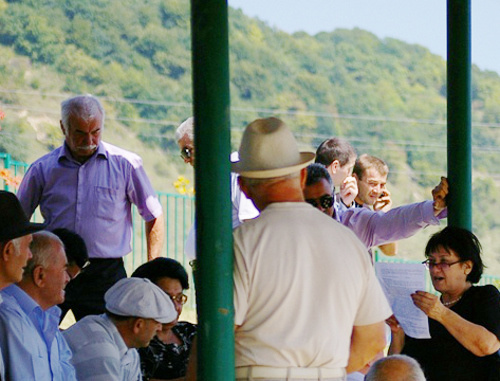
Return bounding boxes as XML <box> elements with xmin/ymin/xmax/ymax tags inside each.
<box><xmin>365</xmin><ymin>355</ymin><xmax>426</xmax><ymax>381</ymax></box>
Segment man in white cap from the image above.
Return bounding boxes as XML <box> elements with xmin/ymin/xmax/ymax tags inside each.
<box><xmin>232</xmin><ymin>117</ymin><xmax>392</xmax><ymax>381</ymax></box>
<box><xmin>63</xmin><ymin>277</ymin><xmax>177</xmax><ymax>381</ymax></box>
<box><xmin>0</xmin><ymin>191</ymin><xmax>46</xmax><ymax>381</ymax></box>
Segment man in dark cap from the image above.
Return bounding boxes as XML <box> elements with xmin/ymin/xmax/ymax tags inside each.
<box><xmin>0</xmin><ymin>191</ymin><xmax>45</xmax><ymax>380</ymax></box>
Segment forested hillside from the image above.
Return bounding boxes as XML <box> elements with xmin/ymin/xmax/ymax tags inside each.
<box><xmin>1</xmin><ymin>0</ymin><xmax>500</xmax><ymax>272</ymax></box>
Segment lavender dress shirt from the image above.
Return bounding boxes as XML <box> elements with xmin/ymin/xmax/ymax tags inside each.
<box><xmin>336</xmin><ymin>200</ymin><xmax>443</xmax><ymax>249</ymax></box>
<box><xmin>17</xmin><ymin>141</ymin><xmax>163</xmax><ymax>259</ymax></box>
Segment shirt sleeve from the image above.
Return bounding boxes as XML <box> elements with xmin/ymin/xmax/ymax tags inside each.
<box><xmin>233</xmin><ymin>230</ymin><xmax>250</xmax><ymax>326</ymax></box>
<box><xmin>57</xmin><ymin>333</ymin><xmax>77</xmax><ymax>381</ymax></box>
<box><xmin>126</xmin><ymin>159</ymin><xmax>163</xmax><ymax>222</ymax></box>
<box><xmin>17</xmin><ymin>163</ymin><xmax>43</xmax><ymax>218</ymax></box>
<box><xmin>470</xmin><ymin>285</ymin><xmax>500</xmax><ymax>339</ymax></box>
<box><xmin>340</xmin><ymin>200</ymin><xmax>440</xmax><ymax>248</ymax></box>
<box><xmin>353</xmin><ymin>264</ymin><xmax>393</xmax><ymax>326</ymax></box>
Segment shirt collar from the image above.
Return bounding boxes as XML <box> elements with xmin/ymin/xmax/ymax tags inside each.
<box><xmin>3</xmin><ymin>284</ymin><xmax>40</xmax><ymax>317</ymax></box>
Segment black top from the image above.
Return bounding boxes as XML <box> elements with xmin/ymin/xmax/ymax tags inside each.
<box><xmin>139</xmin><ymin>321</ymin><xmax>197</xmax><ymax>380</ymax></box>
<box><xmin>403</xmin><ymin>285</ymin><xmax>500</xmax><ymax>381</ymax></box>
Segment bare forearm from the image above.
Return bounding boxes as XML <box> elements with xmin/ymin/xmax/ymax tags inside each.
<box><xmin>347</xmin><ymin>322</ymin><xmax>386</xmax><ymax>373</ymax></box>
<box><xmin>438</xmin><ymin>308</ymin><xmax>500</xmax><ymax>356</ymax></box>
<box><xmin>146</xmin><ymin>214</ymin><xmax>164</xmax><ymax>260</ymax></box>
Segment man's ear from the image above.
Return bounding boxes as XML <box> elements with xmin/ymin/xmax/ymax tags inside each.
<box><xmin>329</xmin><ymin>160</ymin><xmax>340</xmax><ymax>174</ymax></box>
<box><xmin>1</xmin><ymin>241</ymin><xmax>14</xmax><ymax>262</ymax></box>
<box><xmin>300</xmin><ymin>168</ymin><xmax>307</xmax><ymax>190</ymax></box>
<box><xmin>132</xmin><ymin>318</ymin><xmax>145</xmax><ymax>334</ymax></box>
<box><xmin>238</xmin><ymin>177</ymin><xmax>251</xmax><ymax>199</ymax></box>
<box><xmin>32</xmin><ymin>266</ymin><xmax>45</xmax><ymax>287</ymax></box>
<box><xmin>353</xmin><ymin>172</ymin><xmax>360</xmax><ymax>181</ymax></box>
<box><xmin>60</xmin><ymin>120</ymin><xmax>66</xmax><ymax>136</ymax></box>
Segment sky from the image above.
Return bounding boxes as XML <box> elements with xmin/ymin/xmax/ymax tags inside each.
<box><xmin>228</xmin><ymin>0</ymin><xmax>500</xmax><ymax>75</ymax></box>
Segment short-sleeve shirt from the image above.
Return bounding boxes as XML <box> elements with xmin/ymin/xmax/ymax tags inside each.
<box><xmin>17</xmin><ymin>141</ymin><xmax>163</xmax><ymax>258</ymax></box>
<box><xmin>63</xmin><ymin>314</ymin><xmax>142</xmax><ymax>381</ymax></box>
<box><xmin>233</xmin><ymin>202</ymin><xmax>392</xmax><ymax>368</ymax></box>
<box><xmin>403</xmin><ymin>285</ymin><xmax>500</xmax><ymax>381</ymax></box>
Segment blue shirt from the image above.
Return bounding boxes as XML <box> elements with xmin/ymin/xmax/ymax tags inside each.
<box><xmin>63</xmin><ymin>314</ymin><xmax>142</xmax><ymax>381</ymax></box>
<box><xmin>17</xmin><ymin>141</ymin><xmax>163</xmax><ymax>259</ymax></box>
<box><xmin>0</xmin><ymin>285</ymin><xmax>76</xmax><ymax>381</ymax></box>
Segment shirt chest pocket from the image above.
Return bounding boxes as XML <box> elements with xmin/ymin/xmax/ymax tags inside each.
<box><xmin>94</xmin><ymin>186</ymin><xmax>125</xmax><ymax>221</ymax></box>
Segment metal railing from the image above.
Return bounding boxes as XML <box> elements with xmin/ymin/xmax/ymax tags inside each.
<box><xmin>0</xmin><ymin>153</ymin><xmax>29</xmax><ymax>191</ymax></box>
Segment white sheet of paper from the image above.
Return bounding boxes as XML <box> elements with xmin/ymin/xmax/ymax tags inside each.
<box><xmin>375</xmin><ymin>262</ymin><xmax>431</xmax><ymax>339</ymax></box>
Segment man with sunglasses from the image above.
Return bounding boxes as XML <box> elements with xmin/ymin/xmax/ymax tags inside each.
<box><xmin>304</xmin><ymin>163</ymin><xmax>448</xmax><ymax>252</ymax></box>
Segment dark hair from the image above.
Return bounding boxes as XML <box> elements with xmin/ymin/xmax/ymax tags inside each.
<box><xmin>131</xmin><ymin>257</ymin><xmax>189</xmax><ymax>290</ymax></box>
<box><xmin>425</xmin><ymin>226</ymin><xmax>484</xmax><ymax>283</ymax></box>
<box><xmin>315</xmin><ymin>137</ymin><xmax>356</xmax><ymax>167</ymax></box>
<box><xmin>52</xmin><ymin>228</ymin><xmax>89</xmax><ymax>268</ymax></box>
<box><xmin>306</xmin><ymin>163</ymin><xmax>334</xmax><ymax>192</ymax></box>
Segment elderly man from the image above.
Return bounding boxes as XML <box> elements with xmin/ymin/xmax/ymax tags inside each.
<box><xmin>176</xmin><ymin>117</ymin><xmax>259</xmax><ymax>261</ymax></box>
<box><xmin>364</xmin><ymin>355</ymin><xmax>426</xmax><ymax>381</ymax></box>
<box><xmin>17</xmin><ymin>94</ymin><xmax>164</xmax><ymax>320</ymax></box>
<box><xmin>0</xmin><ymin>191</ymin><xmax>46</xmax><ymax>380</ymax></box>
<box><xmin>304</xmin><ymin>163</ymin><xmax>448</xmax><ymax>251</ymax></box>
<box><xmin>0</xmin><ymin>231</ymin><xmax>75</xmax><ymax>381</ymax></box>
<box><xmin>232</xmin><ymin>117</ymin><xmax>392</xmax><ymax>381</ymax></box>
<box><xmin>63</xmin><ymin>277</ymin><xmax>177</xmax><ymax>381</ymax></box>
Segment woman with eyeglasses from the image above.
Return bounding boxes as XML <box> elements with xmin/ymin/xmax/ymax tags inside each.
<box><xmin>131</xmin><ymin>258</ymin><xmax>196</xmax><ymax>381</ymax></box>
<box><xmin>389</xmin><ymin>226</ymin><xmax>500</xmax><ymax>381</ymax></box>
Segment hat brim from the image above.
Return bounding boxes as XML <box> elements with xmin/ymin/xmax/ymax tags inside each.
<box><xmin>0</xmin><ymin>222</ymin><xmax>47</xmax><ymax>242</ymax></box>
<box><xmin>231</xmin><ymin>152</ymin><xmax>315</xmax><ymax>179</ymax></box>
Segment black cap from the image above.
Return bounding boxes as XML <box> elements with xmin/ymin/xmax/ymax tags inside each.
<box><xmin>0</xmin><ymin>191</ymin><xmax>46</xmax><ymax>242</ymax></box>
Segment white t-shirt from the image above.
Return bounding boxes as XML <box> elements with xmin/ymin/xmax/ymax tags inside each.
<box><xmin>233</xmin><ymin>202</ymin><xmax>392</xmax><ymax>368</ymax></box>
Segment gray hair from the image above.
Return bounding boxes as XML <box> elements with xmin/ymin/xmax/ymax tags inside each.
<box><xmin>24</xmin><ymin>231</ymin><xmax>64</xmax><ymax>278</ymax></box>
<box><xmin>365</xmin><ymin>355</ymin><xmax>426</xmax><ymax>381</ymax></box>
<box><xmin>175</xmin><ymin>117</ymin><xmax>194</xmax><ymax>142</ymax></box>
<box><xmin>61</xmin><ymin>94</ymin><xmax>105</xmax><ymax>131</ymax></box>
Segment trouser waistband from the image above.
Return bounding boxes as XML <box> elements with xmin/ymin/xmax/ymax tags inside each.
<box><xmin>235</xmin><ymin>366</ymin><xmax>346</xmax><ymax>380</ymax></box>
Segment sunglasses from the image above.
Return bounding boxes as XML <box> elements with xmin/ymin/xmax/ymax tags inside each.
<box><xmin>305</xmin><ymin>194</ymin><xmax>334</xmax><ymax>209</ymax></box>
<box><xmin>180</xmin><ymin>147</ymin><xmax>192</xmax><ymax>160</ymax></box>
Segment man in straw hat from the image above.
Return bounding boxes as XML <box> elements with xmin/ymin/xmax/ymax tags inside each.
<box><xmin>232</xmin><ymin>118</ymin><xmax>392</xmax><ymax>381</ymax></box>
<box><xmin>63</xmin><ymin>277</ymin><xmax>177</xmax><ymax>381</ymax></box>
<box><xmin>0</xmin><ymin>191</ymin><xmax>46</xmax><ymax>381</ymax></box>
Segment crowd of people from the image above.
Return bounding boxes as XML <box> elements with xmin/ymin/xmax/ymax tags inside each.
<box><xmin>0</xmin><ymin>94</ymin><xmax>498</xmax><ymax>381</ymax></box>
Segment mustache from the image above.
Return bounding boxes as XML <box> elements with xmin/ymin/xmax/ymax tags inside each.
<box><xmin>77</xmin><ymin>145</ymin><xmax>98</xmax><ymax>151</ymax></box>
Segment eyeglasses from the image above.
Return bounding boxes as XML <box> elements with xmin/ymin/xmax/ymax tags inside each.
<box><xmin>422</xmin><ymin>259</ymin><xmax>463</xmax><ymax>271</ymax></box>
<box><xmin>169</xmin><ymin>293</ymin><xmax>188</xmax><ymax>305</ymax></box>
<box><xmin>305</xmin><ymin>194</ymin><xmax>334</xmax><ymax>209</ymax></box>
<box><xmin>180</xmin><ymin>147</ymin><xmax>192</xmax><ymax>160</ymax></box>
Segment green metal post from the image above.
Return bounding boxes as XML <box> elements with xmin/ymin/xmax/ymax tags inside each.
<box><xmin>4</xmin><ymin>153</ymin><xmax>11</xmax><ymax>191</ymax></box>
<box><xmin>191</xmin><ymin>1</ymin><xmax>234</xmax><ymax>380</ymax></box>
<box><xmin>447</xmin><ymin>0</ymin><xmax>472</xmax><ymax>229</ymax></box>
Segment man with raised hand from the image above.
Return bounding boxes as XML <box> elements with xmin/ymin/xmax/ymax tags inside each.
<box><xmin>232</xmin><ymin>117</ymin><xmax>392</xmax><ymax>381</ymax></box>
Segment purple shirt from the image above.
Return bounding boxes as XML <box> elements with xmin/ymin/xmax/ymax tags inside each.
<box><xmin>337</xmin><ymin>200</ymin><xmax>443</xmax><ymax>249</ymax></box>
<box><xmin>17</xmin><ymin>142</ymin><xmax>162</xmax><ymax>259</ymax></box>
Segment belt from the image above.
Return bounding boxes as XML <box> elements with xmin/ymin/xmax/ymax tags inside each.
<box><xmin>236</xmin><ymin>366</ymin><xmax>345</xmax><ymax>379</ymax></box>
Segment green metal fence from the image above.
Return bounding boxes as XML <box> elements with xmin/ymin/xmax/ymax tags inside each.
<box><xmin>0</xmin><ymin>153</ymin><xmax>29</xmax><ymax>191</ymax></box>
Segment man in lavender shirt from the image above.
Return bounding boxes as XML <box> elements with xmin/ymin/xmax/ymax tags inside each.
<box><xmin>304</xmin><ymin>163</ymin><xmax>448</xmax><ymax>252</ymax></box>
<box><xmin>17</xmin><ymin>94</ymin><xmax>164</xmax><ymax>320</ymax></box>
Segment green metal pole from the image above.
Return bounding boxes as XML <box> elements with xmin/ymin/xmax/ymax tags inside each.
<box><xmin>191</xmin><ymin>1</ymin><xmax>234</xmax><ymax>380</ymax></box>
<box><xmin>447</xmin><ymin>0</ymin><xmax>472</xmax><ymax>229</ymax></box>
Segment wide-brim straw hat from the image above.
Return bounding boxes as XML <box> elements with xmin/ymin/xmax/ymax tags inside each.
<box><xmin>231</xmin><ymin>117</ymin><xmax>315</xmax><ymax>179</ymax></box>
<box><xmin>0</xmin><ymin>191</ymin><xmax>46</xmax><ymax>242</ymax></box>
